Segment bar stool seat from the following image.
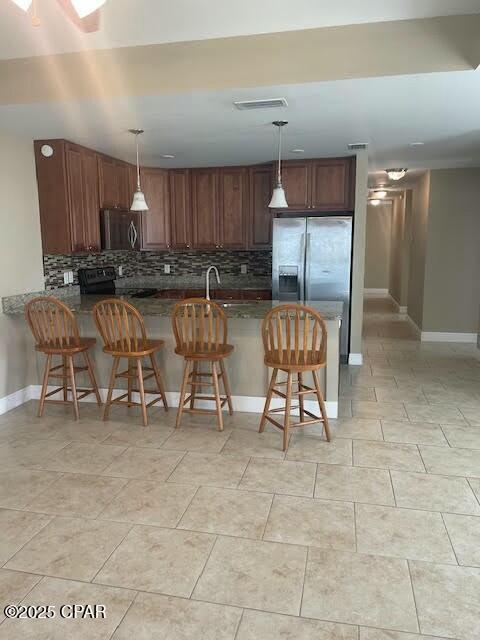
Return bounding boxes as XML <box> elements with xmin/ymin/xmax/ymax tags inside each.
<box><xmin>25</xmin><ymin>296</ymin><xmax>102</xmax><ymax>420</ymax></box>
<box><xmin>103</xmin><ymin>338</ymin><xmax>165</xmax><ymax>358</ymax></box>
<box><xmin>172</xmin><ymin>298</ymin><xmax>234</xmax><ymax>431</ymax></box>
<box><xmin>93</xmin><ymin>299</ymin><xmax>168</xmax><ymax>426</ymax></box>
<box><xmin>260</xmin><ymin>304</ymin><xmax>331</xmax><ymax>451</ymax></box>
<box><xmin>34</xmin><ymin>337</ymin><xmax>97</xmax><ymax>355</ymax></box>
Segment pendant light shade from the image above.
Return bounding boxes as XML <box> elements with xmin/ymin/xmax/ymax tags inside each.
<box><xmin>269</xmin><ymin>120</ymin><xmax>288</xmax><ymax>209</ymax></box>
<box><xmin>129</xmin><ymin>128</ymin><xmax>149</xmax><ymax>212</ymax></box>
<box><xmin>10</xmin><ymin>0</ymin><xmax>32</xmax><ymax>10</ymax></box>
<box><xmin>71</xmin><ymin>0</ymin><xmax>107</xmax><ymax>18</ymax></box>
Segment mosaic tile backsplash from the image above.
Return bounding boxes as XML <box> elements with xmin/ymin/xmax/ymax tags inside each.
<box><xmin>43</xmin><ymin>249</ymin><xmax>272</xmax><ymax>290</ymax></box>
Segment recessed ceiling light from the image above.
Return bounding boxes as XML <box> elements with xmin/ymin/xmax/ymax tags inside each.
<box><xmin>161</xmin><ymin>154</ymin><xmax>175</xmax><ymax>159</ymax></box>
<box><xmin>369</xmin><ymin>199</ymin><xmax>381</xmax><ymax>206</ymax></box>
<box><xmin>290</xmin><ymin>148</ymin><xmax>305</xmax><ymax>153</ymax></box>
<box><xmin>409</xmin><ymin>142</ymin><xmax>424</xmax><ymax>147</ymax></box>
<box><xmin>374</xmin><ymin>190</ymin><xmax>388</xmax><ymax>199</ymax></box>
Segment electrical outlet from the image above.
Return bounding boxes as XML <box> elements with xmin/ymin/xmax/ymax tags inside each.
<box><xmin>240</xmin><ymin>264</ymin><xmax>247</xmax><ymax>274</ymax></box>
<box><xmin>164</xmin><ymin>264</ymin><xmax>171</xmax><ymax>274</ymax></box>
<box><xmin>68</xmin><ymin>271</ymin><xmax>74</xmax><ymax>284</ymax></box>
<box><xmin>118</xmin><ymin>265</ymin><xmax>123</xmax><ymax>277</ymax></box>
<box><xmin>63</xmin><ymin>272</ymin><xmax>69</xmax><ymax>285</ymax></box>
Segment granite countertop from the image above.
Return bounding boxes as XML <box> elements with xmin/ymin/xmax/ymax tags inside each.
<box><xmin>3</xmin><ymin>291</ymin><xmax>343</xmax><ymax>321</ymax></box>
<box><xmin>114</xmin><ymin>275</ymin><xmax>272</xmax><ymax>291</ymax></box>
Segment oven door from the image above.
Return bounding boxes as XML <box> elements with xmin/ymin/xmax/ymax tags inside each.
<box><xmin>100</xmin><ymin>210</ymin><xmax>141</xmax><ymax>250</ymax></box>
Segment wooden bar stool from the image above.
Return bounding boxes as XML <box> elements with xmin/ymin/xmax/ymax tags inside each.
<box><xmin>171</xmin><ymin>298</ymin><xmax>234</xmax><ymax>431</ymax></box>
<box><xmin>93</xmin><ymin>299</ymin><xmax>168</xmax><ymax>426</ymax></box>
<box><xmin>259</xmin><ymin>303</ymin><xmax>331</xmax><ymax>451</ymax></box>
<box><xmin>25</xmin><ymin>296</ymin><xmax>101</xmax><ymax>419</ymax></box>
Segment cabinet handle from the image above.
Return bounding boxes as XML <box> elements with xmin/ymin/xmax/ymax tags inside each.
<box><xmin>187</xmin><ymin>244</ymin><xmax>190</xmax><ymax>248</ymax></box>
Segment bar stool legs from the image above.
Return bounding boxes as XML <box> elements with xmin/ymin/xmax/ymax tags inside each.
<box><xmin>259</xmin><ymin>368</ymin><xmax>331</xmax><ymax>451</ymax></box>
<box><xmin>175</xmin><ymin>359</ymin><xmax>233</xmax><ymax>431</ymax></box>
<box><xmin>38</xmin><ymin>352</ymin><xmax>101</xmax><ymax>420</ymax></box>
<box><xmin>103</xmin><ymin>355</ymin><xmax>168</xmax><ymax>427</ymax></box>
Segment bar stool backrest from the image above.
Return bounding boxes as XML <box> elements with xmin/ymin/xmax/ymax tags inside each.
<box><xmin>262</xmin><ymin>304</ymin><xmax>327</xmax><ymax>366</ymax></box>
<box><xmin>93</xmin><ymin>298</ymin><xmax>148</xmax><ymax>353</ymax></box>
<box><xmin>25</xmin><ymin>296</ymin><xmax>80</xmax><ymax>349</ymax></box>
<box><xmin>172</xmin><ymin>298</ymin><xmax>227</xmax><ymax>353</ymax></box>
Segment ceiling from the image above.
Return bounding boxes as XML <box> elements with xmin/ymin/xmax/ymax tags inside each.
<box><xmin>1</xmin><ymin>70</ymin><xmax>480</xmax><ymax>170</ymax></box>
<box><xmin>2</xmin><ymin>0</ymin><xmax>480</xmax><ymax>60</ymax></box>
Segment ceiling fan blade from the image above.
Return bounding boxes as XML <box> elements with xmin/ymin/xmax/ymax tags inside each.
<box><xmin>55</xmin><ymin>0</ymin><xmax>101</xmax><ymax>32</ymax></box>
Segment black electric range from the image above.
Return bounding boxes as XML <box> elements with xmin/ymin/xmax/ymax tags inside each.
<box><xmin>78</xmin><ymin>267</ymin><xmax>158</xmax><ymax>298</ymax></box>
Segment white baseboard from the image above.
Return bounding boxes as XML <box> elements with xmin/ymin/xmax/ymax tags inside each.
<box><xmin>421</xmin><ymin>331</ymin><xmax>478</xmax><ymax>343</ymax></box>
<box><xmin>348</xmin><ymin>353</ymin><xmax>363</xmax><ymax>366</ymax></box>
<box><xmin>406</xmin><ymin>315</ymin><xmax>421</xmax><ymax>336</ymax></box>
<box><xmin>364</xmin><ymin>288</ymin><xmax>389</xmax><ymax>296</ymax></box>
<box><xmin>0</xmin><ymin>385</ymin><xmax>33</xmax><ymax>415</ymax></box>
<box><xmin>5</xmin><ymin>385</ymin><xmax>338</xmax><ymax>419</ymax></box>
<box><xmin>390</xmin><ymin>297</ymin><xmax>408</xmax><ymax>315</ymax></box>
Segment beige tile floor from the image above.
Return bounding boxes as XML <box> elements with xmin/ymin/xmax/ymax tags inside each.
<box><xmin>0</xmin><ymin>296</ymin><xmax>479</xmax><ymax>638</ymax></box>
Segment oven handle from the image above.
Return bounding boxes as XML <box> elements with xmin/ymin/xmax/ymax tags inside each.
<box><xmin>131</xmin><ymin>222</ymin><xmax>138</xmax><ymax>248</ymax></box>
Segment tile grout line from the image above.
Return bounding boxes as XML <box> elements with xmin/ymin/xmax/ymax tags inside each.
<box><xmin>188</xmin><ymin>534</ymin><xmax>219</xmax><ymax>600</ymax></box>
<box><xmin>105</xmin><ymin>590</ymin><xmax>140</xmax><ymax>640</ymax></box>
<box><xmin>89</xmin><ymin>522</ymin><xmax>135</xmax><ymax>584</ymax></box>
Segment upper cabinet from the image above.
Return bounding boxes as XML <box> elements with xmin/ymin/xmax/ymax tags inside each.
<box><xmin>218</xmin><ymin>167</ymin><xmax>248</xmax><ymax>249</ymax></box>
<box><xmin>191</xmin><ymin>168</ymin><xmax>219</xmax><ymax>249</ymax></box>
<box><xmin>169</xmin><ymin>169</ymin><xmax>192</xmax><ymax>249</ymax></box>
<box><xmin>35</xmin><ymin>136</ymin><xmax>356</xmax><ymax>256</ymax></box>
<box><xmin>275</xmin><ymin>157</ymin><xmax>355</xmax><ymax>212</ymax></box>
<box><xmin>140</xmin><ymin>168</ymin><xmax>170</xmax><ymax>251</ymax></box>
<box><xmin>97</xmin><ymin>155</ymin><xmax>132</xmax><ymax>210</ymax></box>
<box><xmin>34</xmin><ymin>140</ymin><xmax>101</xmax><ymax>254</ymax></box>
<box><xmin>248</xmin><ymin>164</ymin><xmax>274</xmax><ymax>250</ymax></box>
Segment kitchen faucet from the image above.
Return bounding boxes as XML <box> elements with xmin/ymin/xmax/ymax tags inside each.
<box><xmin>206</xmin><ymin>265</ymin><xmax>220</xmax><ymax>300</ymax></box>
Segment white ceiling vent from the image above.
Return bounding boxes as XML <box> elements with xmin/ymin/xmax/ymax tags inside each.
<box><xmin>348</xmin><ymin>143</ymin><xmax>369</xmax><ymax>150</ymax></box>
<box><xmin>233</xmin><ymin>98</ymin><xmax>288</xmax><ymax>110</ymax></box>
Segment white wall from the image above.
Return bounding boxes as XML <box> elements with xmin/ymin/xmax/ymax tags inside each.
<box><xmin>0</xmin><ymin>130</ymin><xmax>44</xmax><ymax>399</ymax></box>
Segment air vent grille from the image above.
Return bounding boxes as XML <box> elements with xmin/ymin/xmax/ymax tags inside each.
<box><xmin>348</xmin><ymin>143</ymin><xmax>369</xmax><ymax>150</ymax></box>
<box><xmin>234</xmin><ymin>98</ymin><xmax>288</xmax><ymax>110</ymax></box>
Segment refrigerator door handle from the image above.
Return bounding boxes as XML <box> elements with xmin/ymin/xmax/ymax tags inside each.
<box><xmin>305</xmin><ymin>232</ymin><xmax>311</xmax><ymax>301</ymax></box>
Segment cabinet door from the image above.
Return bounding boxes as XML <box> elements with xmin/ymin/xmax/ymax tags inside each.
<box><xmin>65</xmin><ymin>144</ymin><xmax>86</xmax><ymax>253</ymax></box>
<box><xmin>218</xmin><ymin>167</ymin><xmax>247</xmax><ymax>249</ymax></box>
<box><xmin>140</xmin><ymin>168</ymin><xmax>170</xmax><ymax>250</ymax></box>
<box><xmin>279</xmin><ymin>161</ymin><xmax>310</xmax><ymax>209</ymax></box>
<box><xmin>169</xmin><ymin>169</ymin><xmax>192</xmax><ymax>249</ymax></box>
<box><xmin>82</xmin><ymin>148</ymin><xmax>100</xmax><ymax>251</ymax></box>
<box><xmin>116</xmin><ymin>161</ymin><xmax>131</xmax><ymax>210</ymax></box>
<box><xmin>248</xmin><ymin>165</ymin><xmax>273</xmax><ymax>249</ymax></box>
<box><xmin>192</xmin><ymin>169</ymin><xmax>219</xmax><ymax>249</ymax></box>
<box><xmin>98</xmin><ymin>155</ymin><xmax>119</xmax><ymax>208</ymax></box>
<box><xmin>310</xmin><ymin>158</ymin><xmax>354</xmax><ymax>211</ymax></box>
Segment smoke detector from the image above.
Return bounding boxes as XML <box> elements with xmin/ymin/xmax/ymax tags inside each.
<box><xmin>233</xmin><ymin>98</ymin><xmax>288</xmax><ymax>110</ymax></box>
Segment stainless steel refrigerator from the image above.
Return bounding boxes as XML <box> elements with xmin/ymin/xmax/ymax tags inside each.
<box><xmin>272</xmin><ymin>216</ymin><xmax>353</xmax><ymax>360</ymax></box>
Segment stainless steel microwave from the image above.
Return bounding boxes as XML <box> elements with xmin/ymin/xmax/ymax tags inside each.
<box><xmin>100</xmin><ymin>209</ymin><xmax>141</xmax><ymax>251</ymax></box>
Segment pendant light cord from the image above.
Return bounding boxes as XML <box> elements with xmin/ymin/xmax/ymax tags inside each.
<box><xmin>136</xmin><ymin>133</ymin><xmax>141</xmax><ymax>190</ymax></box>
<box><xmin>277</xmin><ymin>125</ymin><xmax>282</xmax><ymax>185</ymax></box>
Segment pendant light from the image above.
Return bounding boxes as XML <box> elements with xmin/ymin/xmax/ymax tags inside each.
<box><xmin>129</xmin><ymin>129</ymin><xmax>149</xmax><ymax>212</ymax></box>
<box><xmin>269</xmin><ymin>120</ymin><xmax>289</xmax><ymax>209</ymax></box>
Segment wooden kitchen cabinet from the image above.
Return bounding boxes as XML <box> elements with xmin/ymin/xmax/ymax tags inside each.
<box><xmin>34</xmin><ymin>140</ymin><xmax>101</xmax><ymax>254</ymax></box>
<box><xmin>97</xmin><ymin>154</ymin><xmax>131</xmax><ymax>210</ymax></box>
<box><xmin>272</xmin><ymin>157</ymin><xmax>355</xmax><ymax>212</ymax></box>
<box><xmin>310</xmin><ymin>157</ymin><xmax>355</xmax><ymax>211</ymax></box>
<box><xmin>248</xmin><ymin>164</ymin><xmax>274</xmax><ymax>250</ymax></box>
<box><xmin>191</xmin><ymin>168</ymin><xmax>219</xmax><ymax>249</ymax></box>
<box><xmin>280</xmin><ymin>161</ymin><xmax>310</xmax><ymax>209</ymax></box>
<box><xmin>169</xmin><ymin>169</ymin><xmax>192</xmax><ymax>249</ymax></box>
<box><xmin>140</xmin><ymin>168</ymin><xmax>170</xmax><ymax>250</ymax></box>
<box><xmin>218</xmin><ymin>167</ymin><xmax>248</xmax><ymax>249</ymax></box>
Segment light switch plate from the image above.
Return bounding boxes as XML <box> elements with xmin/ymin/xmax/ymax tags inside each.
<box><xmin>63</xmin><ymin>272</ymin><xmax>69</xmax><ymax>285</ymax></box>
<box><xmin>240</xmin><ymin>264</ymin><xmax>247</xmax><ymax>274</ymax></box>
<box><xmin>118</xmin><ymin>265</ymin><xmax>123</xmax><ymax>277</ymax></box>
<box><xmin>164</xmin><ymin>264</ymin><xmax>171</xmax><ymax>274</ymax></box>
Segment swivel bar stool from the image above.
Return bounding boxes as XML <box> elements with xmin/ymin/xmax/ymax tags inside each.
<box><xmin>93</xmin><ymin>298</ymin><xmax>168</xmax><ymax>426</ymax></box>
<box><xmin>171</xmin><ymin>298</ymin><xmax>233</xmax><ymax>431</ymax></box>
<box><xmin>259</xmin><ymin>303</ymin><xmax>331</xmax><ymax>451</ymax></box>
<box><xmin>25</xmin><ymin>296</ymin><xmax>101</xmax><ymax>419</ymax></box>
